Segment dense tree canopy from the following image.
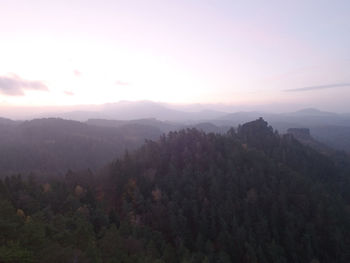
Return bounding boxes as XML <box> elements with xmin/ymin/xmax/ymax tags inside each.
<box><xmin>1</xmin><ymin>118</ymin><xmax>350</xmax><ymax>262</ymax></box>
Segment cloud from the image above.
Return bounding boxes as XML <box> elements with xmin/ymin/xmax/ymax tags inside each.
<box><xmin>64</xmin><ymin>90</ymin><xmax>74</xmax><ymax>96</ymax></box>
<box><xmin>0</xmin><ymin>74</ymin><xmax>48</xmax><ymax>96</ymax></box>
<box><xmin>115</xmin><ymin>80</ymin><xmax>129</xmax><ymax>86</ymax></box>
<box><xmin>284</xmin><ymin>83</ymin><xmax>350</xmax><ymax>92</ymax></box>
<box><xmin>73</xmin><ymin>70</ymin><xmax>81</xmax><ymax>77</ymax></box>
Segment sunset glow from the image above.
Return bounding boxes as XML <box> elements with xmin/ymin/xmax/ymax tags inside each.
<box><xmin>0</xmin><ymin>0</ymin><xmax>349</xmax><ymax>111</ymax></box>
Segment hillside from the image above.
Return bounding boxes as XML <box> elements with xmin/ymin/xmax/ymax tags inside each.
<box><xmin>0</xmin><ymin>118</ymin><xmax>161</xmax><ymax>176</ymax></box>
<box><xmin>1</xmin><ymin>119</ymin><xmax>349</xmax><ymax>262</ymax></box>
<box><xmin>5</xmin><ymin>102</ymin><xmax>350</xmax><ymax>153</ymax></box>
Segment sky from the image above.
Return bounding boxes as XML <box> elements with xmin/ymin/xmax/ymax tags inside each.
<box><xmin>0</xmin><ymin>0</ymin><xmax>349</xmax><ymax>112</ymax></box>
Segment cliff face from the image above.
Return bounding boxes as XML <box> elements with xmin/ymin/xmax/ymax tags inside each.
<box><xmin>287</xmin><ymin>127</ymin><xmax>330</xmax><ymax>154</ymax></box>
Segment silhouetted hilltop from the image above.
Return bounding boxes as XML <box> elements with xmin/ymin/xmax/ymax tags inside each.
<box><xmin>0</xmin><ymin>117</ymin><xmax>19</xmax><ymax>126</ymax></box>
<box><xmin>6</xmin><ymin>102</ymin><xmax>350</xmax><ymax>153</ymax></box>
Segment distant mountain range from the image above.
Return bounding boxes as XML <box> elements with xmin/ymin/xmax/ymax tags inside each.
<box><xmin>38</xmin><ymin>101</ymin><xmax>349</xmax><ymax>129</ymax></box>
<box><xmin>1</xmin><ymin>102</ymin><xmax>350</xmax><ymax>176</ymax></box>
<box><xmin>47</xmin><ymin>101</ymin><xmax>350</xmax><ymax>153</ymax></box>
<box><xmin>44</xmin><ymin>101</ymin><xmax>228</xmax><ymax>122</ymax></box>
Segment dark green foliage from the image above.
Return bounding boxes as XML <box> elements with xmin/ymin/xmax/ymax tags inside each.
<box><xmin>1</xmin><ymin>119</ymin><xmax>350</xmax><ymax>262</ymax></box>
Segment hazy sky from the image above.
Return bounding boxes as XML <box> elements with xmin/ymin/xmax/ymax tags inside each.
<box><xmin>0</xmin><ymin>0</ymin><xmax>349</xmax><ymax>111</ymax></box>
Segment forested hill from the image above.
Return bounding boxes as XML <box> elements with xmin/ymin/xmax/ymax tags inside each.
<box><xmin>0</xmin><ymin>118</ymin><xmax>161</xmax><ymax>176</ymax></box>
<box><xmin>1</xmin><ymin>118</ymin><xmax>350</xmax><ymax>262</ymax></box>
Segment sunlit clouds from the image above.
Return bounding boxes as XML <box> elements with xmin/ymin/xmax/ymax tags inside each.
<box><xmin>285</xmin><ymin>83</ymin><xmax>350</xmax><ymax>92</ymax></box>
<box><xmin>0</xmin><ymin>74</ymin><xmax>48</xmax><ymax>96</ymax></box>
